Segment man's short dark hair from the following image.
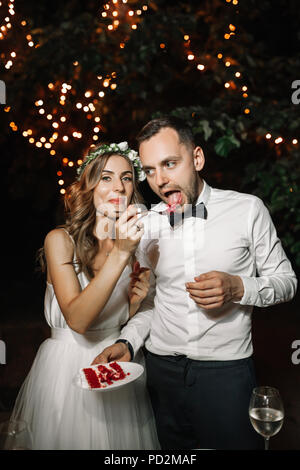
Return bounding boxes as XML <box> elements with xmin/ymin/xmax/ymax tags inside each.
<box><xmin>136</xmin><ymin>115</ymin><xmax>195</xmax><ymax>150</ymax></box>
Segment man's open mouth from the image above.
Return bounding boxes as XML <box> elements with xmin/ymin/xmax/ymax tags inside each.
<box><xmin>164</xmin><ymin>190</ymin><xmax>183</xmax><ymax>206</ymax></box>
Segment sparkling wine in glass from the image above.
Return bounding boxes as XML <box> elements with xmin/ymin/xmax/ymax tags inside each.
<box><xmin>249</xmin><ymin>386</ymin><xmax>284</xmax><ymax>450</ymax></box>
<box><xmin>0</xmin><ymin>419</ymin><xmax>33</xmax><ymax>450</ymax></box>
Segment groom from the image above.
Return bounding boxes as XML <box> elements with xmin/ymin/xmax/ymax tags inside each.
<box><xmin>92</xmin><ymin>116</ymin><xmax>297</xmax><ymax>450</ymax></box>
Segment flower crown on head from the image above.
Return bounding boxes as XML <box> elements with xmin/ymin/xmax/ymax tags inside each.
<box><xmin>77</xmin><ymin>141</ymin><xmax>146</xmax><ymax>182</ymax></box>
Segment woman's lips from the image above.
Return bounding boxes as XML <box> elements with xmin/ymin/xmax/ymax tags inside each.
<box><xmin>109</xmin><ymin>198</ymin><xmax>123</xmax><ymax>205</ymax></box>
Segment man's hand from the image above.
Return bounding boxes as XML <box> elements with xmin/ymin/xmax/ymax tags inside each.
<box><xmin>185</xmin><ymin>271</ymin><xmax>244</xmax><ymax>310</ymax></box>
<box><xmin>91</xmin><ymin>343</ymin><xmax>131</xmax><ymax>365</ymax></box>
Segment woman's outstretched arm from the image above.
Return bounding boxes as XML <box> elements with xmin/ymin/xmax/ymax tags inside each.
<box><xmin>44</xmin><ymin>207</ymin><xmax>143</xmax><ymax>334</ymax></box>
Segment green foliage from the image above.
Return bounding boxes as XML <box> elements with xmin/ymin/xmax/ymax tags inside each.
<box><xmin>1</xmin><ymin>0</ymin><xmax>299</xmax><ymax>266</ymax></box>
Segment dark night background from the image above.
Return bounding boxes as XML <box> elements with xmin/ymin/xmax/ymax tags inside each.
<box><xmin>0</xmin><ymin>0</ymin><xmax>299</xmax><ymax>450</ymax></box>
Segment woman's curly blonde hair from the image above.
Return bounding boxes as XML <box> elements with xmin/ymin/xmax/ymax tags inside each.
<box><xmin>38</xmin><ymin>147</ymin><xmax>144</xmax><ymax>280</ymax></box>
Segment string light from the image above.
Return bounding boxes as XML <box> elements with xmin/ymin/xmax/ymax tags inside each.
<box><xmin>6</xmin><ymin>2</ymin><xmax>150</xmax><ymax>194</ymax></box>
<box><xmin>3</xmin><ymin>1</ymin><xmax>297</xmax><ymax>196</ymax></box>
<box><xmin>98</xmin><ymin>0</ymin><xmax>147</xmax><ymax>33</ymax></box>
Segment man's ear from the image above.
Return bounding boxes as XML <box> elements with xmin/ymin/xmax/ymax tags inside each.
<box><xmin>193</xmin><ymin>146</ymin><xmax>205</xmax><ymax>171</ymax></box>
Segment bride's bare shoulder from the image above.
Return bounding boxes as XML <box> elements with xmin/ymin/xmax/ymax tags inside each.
<box><xmin>44</xmin><ymin>228</ymin><xmax>74</xmax><ymax>258</ymax></box>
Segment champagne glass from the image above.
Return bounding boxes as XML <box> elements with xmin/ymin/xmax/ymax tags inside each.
<box><xmin>249</xmin><ymin>386</ymin><xmax>284</xmax><ymax>450</ymax></box>
<box><xmin>0</xmin><ymin>419</ymin><xmax>33</xmax><ymax>450</ymax></box>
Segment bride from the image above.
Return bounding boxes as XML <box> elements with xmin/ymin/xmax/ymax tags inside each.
<box><xmin>10</xmin><ymin>142</ymin><xmax>159</xmax><ymax>450</ymax></box>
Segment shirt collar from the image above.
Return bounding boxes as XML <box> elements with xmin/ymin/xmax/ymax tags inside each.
<box><xmin>195</xmin><ymin>179</ymin><xmax>211</xmax><ymax>207</ymax></box>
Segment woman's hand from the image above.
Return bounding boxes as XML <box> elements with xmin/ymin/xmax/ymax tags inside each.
<box><xmin>114</xmin><ymin>205</ymin><xmax>144</xmax><ymax>256</ymax></box>
<box><xmin>128</xmin><ymin>261</ymin><xmax>150</xmax><ymax>317</ymax></box>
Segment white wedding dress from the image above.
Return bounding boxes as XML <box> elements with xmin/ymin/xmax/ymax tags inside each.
<box><xmin>11</xmin><ymin>232</ymin><xmax>159</xmax><ymax>450</ymax></box>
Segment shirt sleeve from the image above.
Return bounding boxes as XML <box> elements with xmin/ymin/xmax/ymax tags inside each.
<box><xmin>118</xmin><ymin>242</ymin><xmax>156</xmax><ymax>356</ymax></box>
<box><xmin>239</xmin><ymin>197</ymin><xmax>297</xmax><ymax>307</ymax></box>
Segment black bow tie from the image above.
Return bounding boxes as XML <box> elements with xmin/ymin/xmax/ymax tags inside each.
<box><xmin>167</xmin><ymin>202</ymin><xmax>207</xmax><ymax>227</ymax></box>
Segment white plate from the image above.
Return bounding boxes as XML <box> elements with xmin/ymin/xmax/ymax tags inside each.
<box><xmin>73</xmin><ymin>361</ymin><xmax>144</xmax><ymax>392</ymax></box>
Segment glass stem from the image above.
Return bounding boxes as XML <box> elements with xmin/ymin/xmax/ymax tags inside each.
<box><xmin>264</xmin><ymin>437</ymin><xmax>270</xmax><ymax>450</ymax></box>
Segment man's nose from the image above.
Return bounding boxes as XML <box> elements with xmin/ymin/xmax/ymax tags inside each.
<box><xmin>155</xmin><ymin>169</ymin><xmax>168</xmax><ymax>187</ymax></box>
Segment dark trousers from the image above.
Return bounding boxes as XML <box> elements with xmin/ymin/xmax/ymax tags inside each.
<box><xmin>145</xmin><ymin>351</ymin><xmax>263</xmax><ymax>450</ymax></box>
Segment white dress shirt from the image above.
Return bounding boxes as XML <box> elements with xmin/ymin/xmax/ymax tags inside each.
<box><xmin>120</xmin><ymin>181</ymin><xmax>297</xmax><ymax>361</ymax></box>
